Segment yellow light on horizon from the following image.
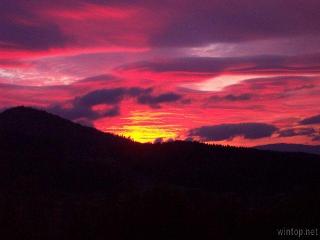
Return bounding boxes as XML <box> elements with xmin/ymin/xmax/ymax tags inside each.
<box><xmin>119</xmin><ymin>125</ymin><xmax>177</xmax><ymax>143</ymax></box>
<box><xmin>103</xmin><ymin>110</ymin><xmax>182</xmax><ymax>143</ymax></box>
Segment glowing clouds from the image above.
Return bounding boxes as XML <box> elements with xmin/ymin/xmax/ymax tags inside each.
<box><xmin>96</xmin><ymin>111</ymin><xmax>181</xmax><ymax>143</ymax></box>
<box><xmin>1</xmin><ymin>0</ymin><xmax>320</xmax><ymax>145</ymax></box>
<box><xmin>183</xmin><ymin>74</ymin><xmax>266</xmax><ymax>92</ymax></box>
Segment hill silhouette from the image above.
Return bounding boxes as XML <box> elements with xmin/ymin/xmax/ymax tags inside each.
<box><xmin>0</xmin><ymin>106</ymin><xmax>320</xmax><ymax>240</ymax></box>
<box><xmin>256</xmin><ymin>143</ymin><xmax>320</xmax><ymax>155</ymax></box>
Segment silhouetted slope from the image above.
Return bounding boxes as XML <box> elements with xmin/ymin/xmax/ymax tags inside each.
<box><xmin>1</xmin><ymin>107</ymin><xmax>320</xmax><ymax>240</ymax></box>
<box><xmin>131</xmin><ymin>141</ymin><xmax>320</xmax><ymax>194</ymax></box>
<box><xmin>0</xmin><ymin>106</ymin><xmax>134</xmax><ymax>193</ymax></box>
<box><xmin>0</xmin><ymin>106</ymin><xmax>132</xmax><ymax>155</ymax></box>
<box><xmin>255</xmin><ymin>143</ymin><xmax>320</xmax><ymax>155</ymax></box>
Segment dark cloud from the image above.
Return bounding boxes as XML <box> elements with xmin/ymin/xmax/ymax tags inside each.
<box><xmin>1</xmin><ymin>0</ymin><xmax>320</xmax><ymax>51</ymax></box>
<box><xmin>47</xmin><ymin>88</ymin><xmax>127</xmax><ymax>121</ymax></box>
<box><xmin>310</xmin><ymin>129</ymin><xmax>320</xmax><ymax>142</ymax></box>
<box><xmin>189</xmin><ymin>123</ymin><xmax>278</xmax><ymax>141</ymax></box>
<box><xmin>312</xmin><ymin>135</ymin><xmax>320</xmax><ymax>142</ymax></box>
<box><xmin>0</xmin><ymin>21</ymin><xmax>67</xmax><ymax>51</ymax></box>
<box><xmin>277</xmin><ymin>127</ymin><xmax>320</xmax><ymax>142</ymax></box>
<box><xmin>0</xmin><ymin>0</ymin><xmax>67</xmax><ymax>50</ymax></box>
<box><xmin>48</xmin><ymin>87</ymin><xmax>182</xmax><ymax>122</ymax></box>
<box><xmin>77</xmin><ymin>87</ymin><xmax>181</xmax><ymax>109</ymax></box>
<box><xmin>210</xmin><ymin>94</ymin><xmax>253</xmax><ymax>102</ymax></box>
<box><xmin>150</xmin><ymin>0</ymin><xmax>320</xmax><ymax>47</ymax></box>
<box><xmin>121</xmin><ymin>55</ymin><xmax>320</xmax><ymax>74</ymax></box>
<box><xmin>224</xmin><ymin>94</ymin><xmax>252</xmax><ymax>101</ymax></box>
<box><xmin>126</xmin><ymin>87</ymin><xmax>153</xmax><ymax>97</ymax></box>
<box><xmin>278</xmin><ymin>128</ymin><xmax>316</xmax><ymax>137</ymax></box>
<box><xmin>76</xmin><ymin>87</ymin><xmax>153</xmax><ymax>106</ymax></box>
<box><xmin>76</xmin><ymin>74</ymin><xmax>117</xmax><ymax>83</ymax></box>
<box><xmin>300</xmin><ymin>114</ymin><xmax>320</xmax><ymax>125</ymax></box>
<box><xmin>48</xmin><ymin>104</ymin><xmax>99</xmax><ymax>121</ymax></box>
<box><xmin>77</xmin><ymin>88</ymin><xmax>127</xmax><ymax>106</ymax></box>
<box><xmin>137</xmin><ymin>92</ymin><xmax>182</xmax><ymax>108</ymax></box>
<box><xmin>47</xmin><ymin>104</ymin><xmax>121</xmax><ymax>128</ymax></box>
<box><xmin>102</xmin><ymin>106</ymin><xmax>120</xmax><ymax>117</ymax></box>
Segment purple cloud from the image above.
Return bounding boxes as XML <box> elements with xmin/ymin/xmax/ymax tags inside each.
<box><xmin>278</xmin><ymin>128</ymin><xmax>316</xmax><ymax>137</ymax></box>
<box><xmin>0</xmin><ymin>0</ymin><xmax>67</xmax><ymax>50</ymax></box>
<box><xmin>300</xmin><ymin>114</ymin><xmax>320</xmax><ymax>125</ymax></box>
<box><xmin>137</xmin><ymin>92</ymin><xmax>182</xmax><ymax>108</ymax></box>
<box><xmin>120</xmin><ymin>55</ymin><xmax>320</xmax><ymax>74</ymax></box>
<box><xmin>150</xmin><ymin>0</ymin><xmax>320</xmax><ymax>46</ymax></box>
<box><xmin>210</xmin><ymin>94</ymin><xmax>253</xmax><ymax>102</ymax></box>
<box><xmin>189</xmin><ymin>123</ymin><xmax>278</xmax><ymax>141</ymax></box>
<box><xmin>48</xmin><ymin>87</ymin><xmax>183</xmax><ymax>121</ymax></box>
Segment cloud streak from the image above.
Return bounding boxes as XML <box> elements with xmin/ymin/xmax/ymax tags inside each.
<box><xmin>120</xmin><ymin>55</ymin><xmax>320</xmax><ymax>75</ymax></box>
<box><xmin>300</xmin><ymin>114</ymin><xmax>320</xmax><ymax>125</ymax></box>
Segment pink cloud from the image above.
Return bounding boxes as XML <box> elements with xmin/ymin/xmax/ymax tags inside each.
<box><xmin>1</xmin><ymin>0</ymin><xmax>320</xmax><ymax>145</ymax></box>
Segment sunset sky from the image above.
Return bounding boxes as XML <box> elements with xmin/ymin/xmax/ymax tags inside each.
<box><xmin>1</xmin><ymin>0</ymin><xmax>320</xmax><ymax>145</ymax></box>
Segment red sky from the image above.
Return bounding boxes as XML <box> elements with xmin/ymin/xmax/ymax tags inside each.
<box><xmin>1</xmin><ymin>0</ymin><xmax>320</xmax><ymax>145</ymax></box>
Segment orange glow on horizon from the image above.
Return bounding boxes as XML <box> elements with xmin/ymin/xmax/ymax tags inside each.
<box><xmin>117</xmin><ymin>125</ymin><xmax>177</xmax><ymax>143</ymax></box>
<box><xmin>98</xmin><ymin>110</ymin><xmax>182</xmax><ymax>143</ymax></box>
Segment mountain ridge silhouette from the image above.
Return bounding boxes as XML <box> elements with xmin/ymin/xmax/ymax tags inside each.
<box><xmin>1</xmin><ymin>106</ymin><xmax>320</xmax><ymax>240</ymax></box>
<box><xmin>255</xmin><ymin>143</ymin><xmax>320</xmax><ymax>155</ymax></box>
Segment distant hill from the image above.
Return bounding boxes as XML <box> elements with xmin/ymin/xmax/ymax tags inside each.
<box><xmin>1</xmin><ymin>106</ymin><xmax>320</xmax><ymax>240</ymax></box>
<box><xmin>255</xmin><ymin>143</ymin><xmax>320</xmax><ymax>155</ymax></box>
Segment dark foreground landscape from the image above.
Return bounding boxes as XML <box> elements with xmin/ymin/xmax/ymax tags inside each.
<box><xmin>0</xmin><ymin>107</ymin><xmax>320</xmax><ymax>240</ymax></box>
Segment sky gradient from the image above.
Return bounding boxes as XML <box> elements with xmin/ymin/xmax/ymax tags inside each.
<box><xmin>1</xmin><ymin>0</ymin><xmax>320</xmax><ymax>145</ymax></box>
